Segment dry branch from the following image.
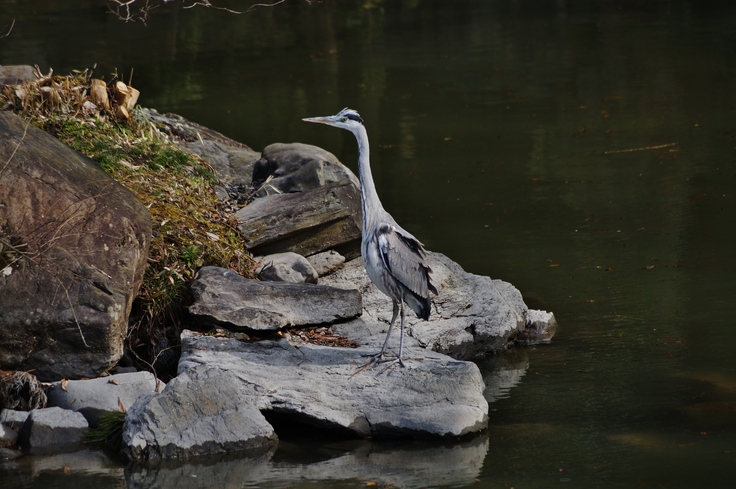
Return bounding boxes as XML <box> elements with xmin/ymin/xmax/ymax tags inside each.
<box><xmin>603</xmin><ymin>142</ymin><xmax>678</xmax><ymax>155</ymax></box>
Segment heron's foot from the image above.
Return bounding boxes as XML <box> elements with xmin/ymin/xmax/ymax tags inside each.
<box><xmin>376</xmin><ymin>355</ymin><xmax>406</xmax><ymax>368</ymax></box>
<box><xmin>358</xmin><ymin>351</ymin><xmax>406</xmax><ymax>368</ymax></box>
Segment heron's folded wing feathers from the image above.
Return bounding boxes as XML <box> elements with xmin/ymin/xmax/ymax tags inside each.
<box><xmin>376</xmin><ymin>224</ymin><xmax>436</xmax><ymax>299</ymax></box>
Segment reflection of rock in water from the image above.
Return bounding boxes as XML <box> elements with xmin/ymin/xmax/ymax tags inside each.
<box><xmin>125</xmin><ymin>435</ymin><xmax>489</xmax><ymax>489</ymax></box>
<box><xmin>477</xmin><ymin>349</ymin><xmax>529</xmax><ymax>403</ymax></box>
<box><xmin>0</xmin><ymin>449</ymin><xmax>124</xmax><ymax>488</ymax></box>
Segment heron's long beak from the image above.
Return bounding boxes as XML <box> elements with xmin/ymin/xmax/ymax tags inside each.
<box><xmin>302</xmin><ymin>116</ymin><xmax>336</xmax><ymax>125</ymax></box>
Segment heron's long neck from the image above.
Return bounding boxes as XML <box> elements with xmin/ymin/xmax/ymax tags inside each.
<box><xmin>354</xmin><ymin>125</ymin><xmax>383</xmax><ymax>230</ymax></box>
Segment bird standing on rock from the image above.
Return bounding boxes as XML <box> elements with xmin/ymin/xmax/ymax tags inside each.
<box><xmin>303</xmin><ymin>108</ymin><xmax>437</xmax><ymax>366</ymax></box>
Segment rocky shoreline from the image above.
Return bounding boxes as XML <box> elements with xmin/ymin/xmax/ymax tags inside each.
<box><xmin>0</xmin><ymin>65</ymin><xmax>556</xmax><ymax>462</ymax></box>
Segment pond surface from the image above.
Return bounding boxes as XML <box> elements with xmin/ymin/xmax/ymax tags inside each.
<box><xmin>2</xmin><ymin>0</ymin><xmax>736</xmax><ymax>487</ymax></box>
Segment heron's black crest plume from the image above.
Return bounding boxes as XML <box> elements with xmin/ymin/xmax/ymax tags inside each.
<box><xmin>337</xmin><ymin>107</ymin><xmax>364</xmax><ymax>125</ymax></box>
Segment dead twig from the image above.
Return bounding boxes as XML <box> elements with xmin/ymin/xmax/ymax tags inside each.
<box><xmin>603</xmin><ymin>142</ymin><xmax>678</xmax><ymax>155</ymax></box>
<box><xmin>0</xmin><ymin>18</ymin><xmax>15</xmax><ymax>39</ymax></box>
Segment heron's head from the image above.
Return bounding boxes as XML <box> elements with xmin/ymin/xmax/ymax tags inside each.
<box><xmin>302</xmin><ymin>108</ymin><xmax>364</xmax><ymax>132</ymax></box>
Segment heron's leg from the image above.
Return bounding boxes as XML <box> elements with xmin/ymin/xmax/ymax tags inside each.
<box><xmin>375</xmin><ymin>299</ymin><xmax>400</xmax><ymax>359</ymax></box>
<box><xmin>396</xmin><ymin>300</ymin><xmax>407</xmax><ymax>367</ymax></box>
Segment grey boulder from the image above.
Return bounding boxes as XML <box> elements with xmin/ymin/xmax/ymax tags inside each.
<box><xmin>122</xmin><ymin>366</ymin><xmax>277</xmax><ymax>461</ymax></box>
<box><xmin>188</xmin><ymin>266</ymin><xmax>362</xmax><ymax>331</ymax></box>
<box><xmin>0</xmin><ymin>111</ymin><xmax>151</xmax><ymax>381</ymax></box>
<box><xmin>18</xmin><ymin>407</ymin><xmax>88</xmax><ymax>453</ymax></box>
<box><xmin>46</xmin><ymin>371</ymin><xmax>162</xmax><ymax>427</ymax></box>
<box><xmin>141</xmin><ymin>108</ymin><xmax>259</xmax><ymax>187</ymax></box>
<box><xmin>251</xmin><ymin>142</ymin><xmax>359</xmax><ymax>197</ymax></box>
<box><xmin>255</xmin><ymin>252</ymin><xmax>318</xmax><ymax>284</ymax></box>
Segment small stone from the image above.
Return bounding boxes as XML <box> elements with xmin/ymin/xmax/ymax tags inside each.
<box><xmin>522</xmin><ymin>309</ymin><xmax>558</xmax><ymax>344</ymax></box>
<box><xmin>46</xmin><ymin>371</ymin><xmax>162</xmax><ymax>427</ymax></box>
<box><xmin>306</xmin><ymin>250</ymin><xmax>346</xmax><ymax>276</ymax></box>
<box><xmin>1</xmin><ymin>409</ymin><xmax>30</xmax><ymax>432</ymax></box>
<box><xmin>18</xmin><ymin>407</ymin><xmax>88</xmax><ymax>454</ymax></box>
<box><xmin>256</xmin><ymin>252</ymin><xmax>318</xmax><ymax>284</ymax></box>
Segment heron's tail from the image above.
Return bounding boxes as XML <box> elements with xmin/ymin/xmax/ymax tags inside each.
<box><xmin>405</xmin><ymin>290</ymin><xmax>432</xmax><ymax>320</ymax></box>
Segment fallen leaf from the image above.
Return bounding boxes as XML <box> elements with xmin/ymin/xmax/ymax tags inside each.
<box><xmin>118</xmin><ymin>397</ymin><xmax>127</xmax><ymax>413</ymax></box>
<box><xmin>60</xmin><ymin>379</ymin><xmax>68</xmax><ymax>392</ymax></box>
<box><xmin>108</xmin><ymin>379</ymin><xmax>120</xmax><ymax>385</ymax></box>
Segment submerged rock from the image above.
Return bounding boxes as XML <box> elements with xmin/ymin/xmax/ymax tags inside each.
<box><xmin>0</xmin><ymin>111</ymin><xmax>151</xmax><ymax>381</ymax></box>
<box><xmin>188</xmin><ymin>266</ymin><xmax>362</xmax><ymax>331</ymax></box>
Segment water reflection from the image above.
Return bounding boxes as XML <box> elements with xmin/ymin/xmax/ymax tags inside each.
<box><xmin>477</xmin><ymin>349</ymin><xmax>529</xmax><ymax>404</ymax></box>
<box><xmin>126</xmin><ymin>436</ymin><xmax>488</xmax><ymax>489</ymax></box>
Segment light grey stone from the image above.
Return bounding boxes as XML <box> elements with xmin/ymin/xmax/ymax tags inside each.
<box><xmin>122</xmin><ymin>366</ymin><xmax>277</xmax><ymax>461</ymax></box>
<box><xmin>255</xmin><ymin>252</ymin><xmax>318</xmax><ymax>284</ymax></box>
<box><xmin>178</xmin><ymin>330</ymin><xmax>488</xmax><ymax>439</ymax></box>
<box><xmin>18</xmin><ymin>407</ymin><xmax>88</xmax><ymax>454</ymax></box>
<box><xmin>1</xmin><ymin>409</ymin><xmax>30</xmax><ymax>431</ymax></box>
<box><xmin>188</xmin><ymin>266</ymin><xmax>362</xmax><ymax>331</ymax></box>
<box><xmin>46</xmin><ymin>371</ymin><xmax>163</xmax><ymax>427</ymax></box>
<box><xmin>325</xmin><ymin>252</ymin><xmax>531</xmax><ymax>360</ymax></box>
<box><xmin>307</xmin><ymin>250</ymin><xmax>346</xmax><ymax>276</ymax></box>
<box><xmin>521</xmin><ymin>309</ymin><xmax>558</xmax><ymax>344</ymax></box>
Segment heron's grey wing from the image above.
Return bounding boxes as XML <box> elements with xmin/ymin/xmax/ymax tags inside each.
<box><xmin>376</xmin><ymin>224</ymin><xmax>436</xmax><ymax>300</ymax></box>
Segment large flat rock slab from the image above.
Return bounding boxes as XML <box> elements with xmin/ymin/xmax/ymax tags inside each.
<box><xmin>188</xmin><ymin>266</ymin><xmax>362</xmax><ymax>331</ymax></box>
<box><xmin>177</xmin><ymin>330</ymin><xmax>488</xmax><ymax>439</ymax></box>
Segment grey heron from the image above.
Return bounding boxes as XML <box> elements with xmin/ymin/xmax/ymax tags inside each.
<box><xmin>303</xmin><ymin>108</ymin><xmax>437</xmax><ymax>366</ymax></box>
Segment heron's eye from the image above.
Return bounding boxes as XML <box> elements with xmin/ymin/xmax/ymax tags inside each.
<box><xmin>341</xmin><ymin>117</ymin><xmax>347</xmax><ymax>122</ymax></box>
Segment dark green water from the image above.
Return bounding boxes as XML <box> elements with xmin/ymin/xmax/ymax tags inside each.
<box><xmin>2</xmin><ymin>1</ymin><xmax>736</xmax><ymax>487</ymax></box>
